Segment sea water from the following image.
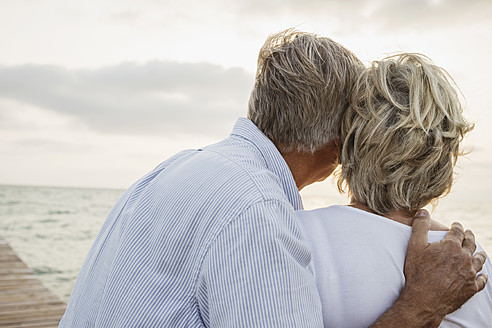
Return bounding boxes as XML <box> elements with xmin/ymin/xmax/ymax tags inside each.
<box><xmin>0</xmin><ymin>184</ymin><xmax>122</xmax><ymax>301</ymax></box>
<box><xmin>1</xmin><ymin>182</ymin><xmax>491</xmax><ymax>302</ymax></box>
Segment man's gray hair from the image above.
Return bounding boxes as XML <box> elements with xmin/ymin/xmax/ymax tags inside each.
<box><xmin>247</xmin><ymin>29</ymin><xmax>363</xmax><ymax>153</ymax></box>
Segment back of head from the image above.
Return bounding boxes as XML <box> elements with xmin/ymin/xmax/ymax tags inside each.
<box><xmin>248</xmin><ymin>29</ymin><xmax>363</xmax><ymax>153</ymax></box>
<box><xmin>338</xmin><ymin>53</ymin><xmax>474</xmax><ymax>216</ymax></box>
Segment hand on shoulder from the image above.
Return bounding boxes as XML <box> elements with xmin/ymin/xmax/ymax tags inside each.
<box><xmin>405</xmin><ymin>210</ymin><xmax>488</xmax><ymax>323</ymax></box>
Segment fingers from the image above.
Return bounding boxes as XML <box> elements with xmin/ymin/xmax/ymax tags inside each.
<box><xmin>462</xmin><ymin>229</ymin><xmax>477</xmax><ymax>254</ymax></box>
<box><xmin>409</xmin><ymin>209</ymin><xmax>431</xmax><ymax>250</ymax></box>
<box><xmin>444</xmin><ymin>222</ymin><xmax>465</xmax><ymax>244</ymax></box>
<box><xmin>475</xmin><ymin>273</ymin><xmax>489</xmax><ymax>293</ymax></box>
<box><xmin>472</xmin><ymin>251</ymin><xmax>488</xmax><ymax>272</ymax></box>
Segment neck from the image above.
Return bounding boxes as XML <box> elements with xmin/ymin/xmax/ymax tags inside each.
<box><xmin>349</xmin><ymin>202</ymin><xmax>414</xmax><ymax>225</ymax></box>
<box><xmin>349</xmin><ymin>201</ymin><xmax>449</xmax><ymax>231</ymax></box>
<box><xmin>279</xmin><ymin>141</ymin><xmax>339</xmax><ymax>191</ymax></box>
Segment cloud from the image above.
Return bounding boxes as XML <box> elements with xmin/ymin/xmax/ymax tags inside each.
<box><xmin>369</xmin><ymin>0</ymin><xmax>492</xmax><ymax>30</ymax></box>
<box><xmin>234</xmin><ymin>0</ymin><xmax>492</xmax><ymax>34</ymax></box>
<box><xmin>0</xmin><ymin>61</ymin><xmax>254</xmax><ymax>137</ymax></box>
<box><xmin>10</xmin><ymin>138</ymin><xmax>95</xmax><ymax>153</ymax></box>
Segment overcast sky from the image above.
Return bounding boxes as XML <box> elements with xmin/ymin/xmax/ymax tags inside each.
<box><xmin>1</xmin><ymin>0</ymin><xmax>491</xmax><ymax>193</ymax></box>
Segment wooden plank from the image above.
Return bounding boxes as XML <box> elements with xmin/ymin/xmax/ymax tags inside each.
<box><xmin>0</xmin><ymin>269</ymin><xmax>33</xmax><ymax>276</ymax></box>
<box><xmin>0</xmin><ymin>301</ymin><xmax>65</xmax><ymax>314</ymax></box>
<box><xmin>0</xmin><ymin>237</ymin><xmax>65</xmax><ymax>328</ymax></box>
<box><xmin>0</xmin><ymin>275</ymin><xmax>43</xmax><ymax>282</ymax></box>
<box><xmin>0</xmin><ymin>263</ymin><xmax>29</xmax><ymax>271</ymax></box>
<box><xmin>0</xmin><ymin>293</ymin><xmax>62</xmax><ymax>305</ymax></box>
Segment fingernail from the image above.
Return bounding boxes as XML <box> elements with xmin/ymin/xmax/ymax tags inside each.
<box><xmin>415</xmin><ymin>209</ymin><xmax>428</xmax><ymax>218</ymax></box>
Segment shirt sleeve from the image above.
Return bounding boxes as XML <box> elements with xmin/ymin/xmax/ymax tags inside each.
<box><xmin>196</xmin><ymin>200</ymin><xmax>323</xmax><ymax>327</ymax></box>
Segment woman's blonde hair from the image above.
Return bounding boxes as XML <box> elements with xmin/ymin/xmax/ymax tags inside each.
<box><xmin>338</xmin><ymin>53</ymin><xmax>474</xmax><ymax>216</ymax></box>
<box><xmin>248</xmin><ymin>29</ymin><xmax>363</xmax><ymax>153</ymax></box>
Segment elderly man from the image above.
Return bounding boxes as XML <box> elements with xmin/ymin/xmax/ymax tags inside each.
<box><xmin>59</xmin><ymin>30</ymin><xmax>487</xmax><ymax>327</ymax></box>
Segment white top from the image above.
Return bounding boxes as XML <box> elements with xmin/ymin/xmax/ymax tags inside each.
<box><xmin>296</xmin><ymin>205</ymin><xmax>492</xmax><ymax>327</ymax></box>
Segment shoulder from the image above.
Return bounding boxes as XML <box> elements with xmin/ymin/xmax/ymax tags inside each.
<box><xmin>296</xmin><ymin>205</ymin><xmax>344</xmax><ymax>221</ymax></box>
<box><xmin>295</xmin><ymin>206</ymin><xmax>364</xmax><ymax>247</ymax></box>
<box><xmin>201</xmin><ymin>137</ymin><xmax>289</xmax><ymax>202</ymax></box>
<box><xmin>296</xmin><ymin>205</ymin><xmax>361</xmax><ymax>233</ymax></box>
<box><xmin>296</xmin><ymin>205</ymin><xmax>417</xmax><ymax>252</ymax></box>
<box><xmin>151</xmin><ymin>144</ymin><xmax>283</xmax><ymax>202</ymax></box>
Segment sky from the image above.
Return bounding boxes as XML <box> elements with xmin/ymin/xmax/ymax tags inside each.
<box><xmin>1</xmin><ymin>0</ymin><xmax>492</xmax><ymax>192</ymax></box>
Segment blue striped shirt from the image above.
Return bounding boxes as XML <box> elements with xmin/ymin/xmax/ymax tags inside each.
<box><xmin>59</xmin><ymin>117</ymin><xmax>323</xmax><ymax>327</ymax></box>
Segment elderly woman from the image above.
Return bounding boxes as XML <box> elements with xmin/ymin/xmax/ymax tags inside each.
<box><xmin>296</xmin><ymin>53</ymin><xmax>492</xmax><ymax>327</ymax></box>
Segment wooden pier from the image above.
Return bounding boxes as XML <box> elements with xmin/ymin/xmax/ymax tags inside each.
<box><xmin>0</xmin><ymin>237</ymin><xmax>66</xmax><ymax>327</ymax></box>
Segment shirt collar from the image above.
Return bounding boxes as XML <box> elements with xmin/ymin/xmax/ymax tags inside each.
<box><xmin>230</xmin><ymin>117</ymin><xmax>304</xmax><ymax>210</ymax></box>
